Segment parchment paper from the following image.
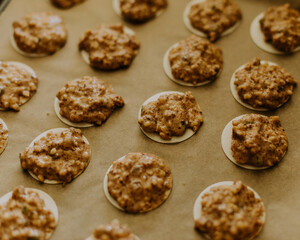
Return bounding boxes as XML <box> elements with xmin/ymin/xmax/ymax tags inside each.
<box><xmin>0</xmin><ymin>0</ymin><xmax>299</xmax><ymax>239</ymax></box>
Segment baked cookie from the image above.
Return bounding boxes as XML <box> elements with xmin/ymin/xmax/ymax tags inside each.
<box><xmin>138</xmin><ymin>91</ymin><xmax>203</xmax><ymax>141</ymax></box>
<box><xmin>184</xmin><ymin>0</ymin><xmax>242</xmax><ymax>42</ymax></box>
<box><xmin>12</xmin><ymin>12</ymin><xmax>67</xmax><ymax>56</ymax></box>
<box><xmin>86</xmin><ymin>219</ymin><xmax>140</xmax><ymax>240</ymax></box>
<box><xmin>194</xmin><ymin>180</ymin><xmax>265</xmax><ymax>240</ymax></box>
<box><xmin>231</xmin><ymin>114</ymin><xmax>288</xmax><ymax>168</ymax></box>
<box><xmin>260</xmin><ymin>4</ymin><xmax>300</xmax><ymax>53</ymax></box>
<box><xmin>233</xmin><ymin>58</ymin><xmax>297</xmax><ymax>110</ymax></box>
<box><xmin>0</xmin><ymin>61</ymin><xmax>38</xmax><ymax>111</ymax></box>
<box><xmin>115</xmin><ymin>0</ymin><xmax>168</xmax><ymax>23</ymax></box>
<box><xmin>104</xmin><ymin>152</ymin><xmax>172</xmax><ymax>213</ymax></box>
<box><xmin>20</xmin><ymin>128</ymin><xmax>91</xmax><ymax>184</ymax></box>
<box><xmin>0</xmin><ymin>186</ymin><xmax>58</xmax><ymax>240</ymax></box>
<box><xmin>0</xmin><ymin>118</ymin><xmax>8</xmax><ymax>155</ymax></box>
<box><xmin>55</xmin><ymin>76</ymin><xmax>124</xmax><ymax>127</ymax></box>
<box><xmin>79</xmin><ymin>24</ymin><xmax>140</xmax><ymax>70</ymax></box>
<box><xmin>165</xmin><ymin>35</ymin><xmax>223</xmax><ymax>86</ymax></box>
<box><xmin>51</xmin><ymin>0</ymin><xmax>86</xmax><ymax>9</ymax></box>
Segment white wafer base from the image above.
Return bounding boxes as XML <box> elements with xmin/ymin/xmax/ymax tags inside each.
<box><xmin>80</xmin><ymin>26</ymin><xmax>138</xmax><ymax>67</ymax></box>
<box><xmin>0</xmin><ymin>118</ymin><xmax>8</xmax><ymax>155</ymax></box>
<box><xmin>193</xmin><ymin>181</ymin><xmax>266</xmax><ymax>240</ymax></box>
<box><xmin>138</xmin><ymin>91</ymin><xmax>197</xmax><ymax>144</ymax></box>
<box><xmin>54</xmin><ymin>97</ymin><xmax>94</xmax><ymax>128</ymax></box>
<box><xmin>230</xmin><ymin>60</ymin><xmax>281</xmax><ymax>112</ymax></box>
<box><xmin>0</xmin><ymin>187</ymin><xmax>59</xmax><ymax>240</ymax></box>
<box><xmin>27</xmin><ymin>128</ymin><xmax>91</xmax><ymax>184</ymax></box>
<box><xmin>112</xmin><ymin>0</ymin><xmax>165</xmax><ymax>20</ymax></box>
<box><xmin>183</xmin><ymin>0</ymin><xmax>241</xmax><ymax>39</ymax></box>
<box><xmin>250</xmin><ymin>13</ymin><xmax>300</xmax><ymax>55</ymax></box>
<box><xmin>163</xmin><ymin>42</ymin><xmax>221</xmax><ymax>87</ymax></box>
<box><xmin>221</xmin><ymin>114</ymin><xmax>286</xmax><ymax>170</ymax></box>
<box><xmin>0</xmin><ymin>61</ymin><xmax>37</xmax><ymax>110</ymax></box>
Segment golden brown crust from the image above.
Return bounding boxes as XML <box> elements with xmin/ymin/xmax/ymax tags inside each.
<box><xmin>138</xmin><ymin>92</ymin><xmax>203</xmax><ymax>140</ymax></box>
<box><xmin>234</xmin><ymin>58</ymin><xmax>297</xmax><ymax>109</ymax></box>
<box><xmin>56</xmin><ymin>76</ymin><xmax>124</xmax><ymax>125</ymax></box>
<box><xmin>169</xmin><ymin>35</ymin><xmax>223</xmax><ymax>85</ymax></box>
<box><xmin>120</xmin><ymin>0</ymin><xmax>167</xmax><ymax>22</ymax></box>
<box><xmin>260</xmin><ymin>4</ymin><xmax>300</xmax><ymax>52</ymax></box>
<box><xmin>231</xmin><ymin>114</ymin><xmax>288</xmax><ymax>167</ymax></box>
<box><xmin>20</xmin><ymin>128</ymin><xmax>90</xmax><ymax>183</ymax></box>
<box><xmin>188</xmin><ymin>0</ymin><xmax>242</xmax><ymax>42</ymax></box>
<box><xmin>78</xmin><ymin>24</ymin><xmax>140</xmax><ymax>70</ymax></box>
<box><xmin>107</xmin><ymin>152</ymin><xmax>172</xmax><ymax>213</ymax></box>
<box><xmin>0</xmin><ymin>186</ymin><xmax>56</xmax><ymax>240</ymax></box>
<box><xmin>195</xmin><ymin>180</ymin><xmax>265</xmax><ymax>240</ymax></box>
<box><xmin>0</xmin><ymin>62</ymin><xmax>38</xmax><ymax>111</ymax></box>
<box><xmin>0</xmin><ymin>121</ymin><xmax>8</xmax><ymax>153</ymax></box>
<box><xmin>92</xmin><ymin>219</ymin><xmax>137</xmax><ymax>240</ymax></box>
<box><xmin>51</xmin><ymin>0</ymin><xmax>86</xmax><ymax>9</ymax></box>
<box><xmin>13</xmin><ymin>12</ymin><xmax>67</xmax><ymax>54</ymax></box>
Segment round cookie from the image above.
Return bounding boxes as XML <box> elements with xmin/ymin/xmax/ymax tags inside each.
<box><xmin>113</xmin><ymin>0</ymin><xmax>167</xmax><ymax>23</ymax></box>
<box><xmin>55</xmin><ymin>76</ymin><xmax>124</xmax><ymax>127</ymax></box>
<box><xmin>20</xmin><ymin>128</ymin><xmax>91</xmax><ymax>184</ymax></box>
<box><xmin>51</xmin><ymin>0</ymin><xmax>86</xmax><ymax>9</ymax></box>
<box><xmin>163</xmin><ymin>35</ymin><xmax>223</xmax><ymax>86</ymax></box>
<box><xmin>221</xmin><ymin>114</ymin><xmax>287</xmax><ymax>170</ymax></box>
<box><xmin>85</xmin><ymin>219</ymin><xmax>140</xmax><ymax>240</ymax></box>
<box><xmin>0</xmin><ymin>186</ymin><xmax>58</xmax><ymax>240</ymax></box>
<box><xmin>138</xmin><ymin>91</ymin><xmax>203</xmax><ymax>143</ymax></box>
<box><xmin>79</xmin><ymin>24</ymin><xmax>140</xmax><ymax>70</ymax></box>
<box><xmin>183</xmin><ymin>0</ymin><xmax>241</xmax><ymax>42</ymax></box>
<box><xmin>0</xmin><ymin>61</ymin><xmax>38</xmax><ymax>111</ymax></box>
<box><xmin>230</xmin><ymin>59</ymin><xmax>296</xmax><ymax>111</ymax></box>
<box><xmin>103</xmin><ymin>153</ymin><xmax>173</xmax><ymax>213</ymax></box>
<box><xmin>11</xmin><ymin>12</ymin><xmax>67</xmax><ymax>57</ymax></box>
<box><xmin>194</xmin><ymin>180</ymin><xmax>265</xmax><ymax>240</ymax></box>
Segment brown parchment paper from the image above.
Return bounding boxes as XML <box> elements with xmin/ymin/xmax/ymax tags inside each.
<box><xmin>0</xmin><ymin>0</ymin><xmax>300</xmax><ymax>239</ymax></box>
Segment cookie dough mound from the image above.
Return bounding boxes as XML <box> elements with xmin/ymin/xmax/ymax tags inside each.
<box><xmin>188</xmin><ymin>0</ymin><xmax>242</xmax><ymax>42</ymax></box>
<box><xmin>13</xmin><ymin>12</ymin><xmax>67</xmax><ymax>55</ymax></box>
<box><xmin>169</xmin><ymin>35</ymin><xmax>223</xmax><ymax>85</ymax></box>
<box><xmin>20</xmin><ymin>128</ymin><xmax>91</xmax><ymax>184</ymax></box>
<box><xmin>51</xmin><ymin>0</ymin><xmax>86</xmax><ymax>8</ymax></box>
<box><xmin>231</xmin><ymin>114</ymin><xmax>288</xmax><ymax>167</ymax></box>
<box><xmin>0</xmin><ymin>186</ymin><xmax>57</xmax><ymax>240</ymax></box>
<box><xmin>120</xmin><ymin>0</ymin><xmax>167</xmax><ymax>22</ymax></box>
<box><xmin>195</xmin><ymin>180</ymin><xmax>265</xmax><ymax>240</ymax></box>
<box><xmin>139</xmin><ymin>91</ymin><xmax>203</xmax><ymax>140</ymax></box>
<box><xmin>79</xmin><ymin>24</ymin><xmax>140</xmax><ymax>70</ymax></box>
<box><xmin>90</xmin><ymin>219</ymin><xmax>138</xmax><ymax>240</ymax></box>
<box><xmin>0</xmin><ymin>61</ymin><xmax>38</xmax><ymax>111</ymax></box>
<box><xmin>234</xmin><ymin>58</ymin><xmax>296</xmax><ymax>109</ymax></box>
<box><xmin>260</xmin><ymin>4</ymin><xmax>300</xmax><ymax>52</ymax></box>
<box><xmin>107</xmin><ymin>152</ymin><xmax>172</xmax><ymax>213</ymax></box>
<box><xmin>57</xmin><ymin>76</ymin><xmax>124</xmax><ymax>125</ymax></box>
